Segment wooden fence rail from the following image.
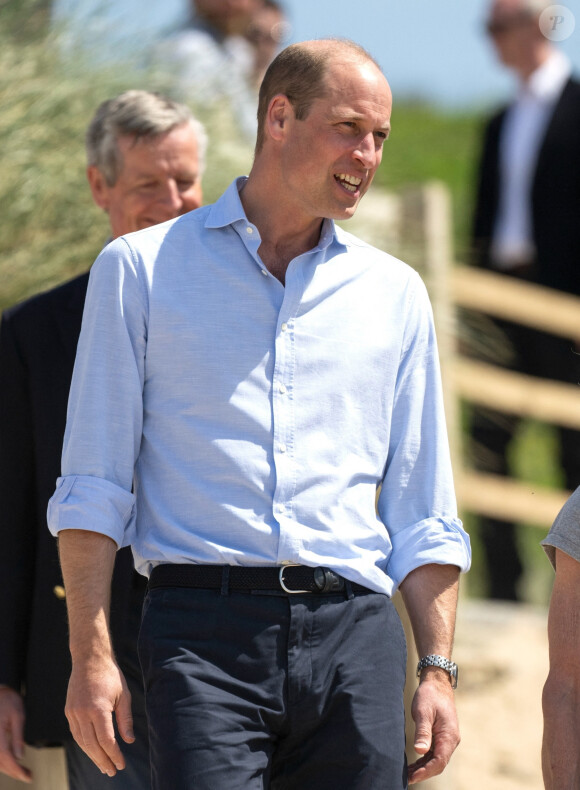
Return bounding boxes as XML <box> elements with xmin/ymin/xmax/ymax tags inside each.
<box><xmin>452</xmin><ymin>266</ymin><xmax>580</xmax><ymax>339</ymax></box>
<box><xmin>410</xmin><ymin>181</ymin><xmax>580</xmax><ymax>529</ymax></box>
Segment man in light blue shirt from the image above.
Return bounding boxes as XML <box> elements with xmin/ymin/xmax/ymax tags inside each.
<box><xmin>49</xmin><ymin>38</ymin><xmax>471</xmax><ymax>789</ymax></box>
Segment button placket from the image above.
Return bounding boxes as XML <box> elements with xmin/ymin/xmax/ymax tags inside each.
<box><xmin>235</xmin><ymin>220</ymin><xmax>270</xmax><ymax>278</ymax></box>
<box><xmin>271</xmin><ymin>301</ymin><xmax>297</xmax><ymax>534</ymax></box>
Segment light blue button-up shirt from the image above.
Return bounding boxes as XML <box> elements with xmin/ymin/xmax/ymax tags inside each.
<box><xmin>48</xmin><ymin>178</ymin><xmax>470</xmax><ymax>595</ymax></box>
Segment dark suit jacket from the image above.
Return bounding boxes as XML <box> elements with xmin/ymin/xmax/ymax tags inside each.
<box><xmin>0</xmin><ymin>273</ymin><xmax>143</xmax><ymax>744</ymax></box>
<box><xmin>472</xmin><ymin>77</ymin><xmax>580</xmax><ymax>296</ymax></box>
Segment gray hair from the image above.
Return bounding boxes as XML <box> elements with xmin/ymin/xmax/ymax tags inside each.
<box><xmin>86</xmin><ymin>90</ymin><xmax>207</xmax><ymax>186</ymax></box>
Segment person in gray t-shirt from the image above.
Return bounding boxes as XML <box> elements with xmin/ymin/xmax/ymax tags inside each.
<box><xmin>541</xmin><ymin>486</ymin><xmax>580</xmax><ymax>789</ymax></box>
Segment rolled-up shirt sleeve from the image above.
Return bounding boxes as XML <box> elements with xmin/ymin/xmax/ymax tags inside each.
<box><xmin>47</xmin><ymin>237</ymin><xmax>147</xmax><ymax>545</ymax></box>
<box><xmin>378</xmin><ymin>275</ymin><xmax>471</xmax><ymax>588</ymax></box>
<box><xmin>48</xmin><ymin>475</ymin><xmax>136</xmax><ymax>547</ymax></box>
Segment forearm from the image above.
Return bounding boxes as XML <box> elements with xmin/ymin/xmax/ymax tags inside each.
<box><xmin>542</xmin><ymin>549</ymin><xmax>580</xmax><ymax>789</ymax></box>
<box><xmin>57</xmin><ymin>529</ymin><xmax>117</xmax><ymax>661</ymax></box>
<box><xmin>542</xmin><ymin>674</ymin><xmax>580</xmax><ymax>789</ymax></box>
<box><xmin>57</xmin><ymin>529</ymin><xmax>134</xmax><ymax>776</ymax></box>
<box><xmin>399</xmin><ymin>562</ymin><xmax>461</xmax><ymax>784</ymax></box>
<box><xmin>399</xmin><ymin>562</ymin><xmax>459</xmax><ymax>661</ymax></box>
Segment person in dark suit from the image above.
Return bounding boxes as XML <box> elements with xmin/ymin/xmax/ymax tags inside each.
<box><xmin>471</xmin><ymin>0</ymin><xmax>580</xmax><ymax>600</ymax></box>
<box><xmin>0</xmin><ymin>89</ymin><xmax>206</xmax><ymax>787</ymax></box>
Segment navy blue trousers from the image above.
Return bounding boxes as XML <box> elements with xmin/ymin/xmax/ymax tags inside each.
<box><xmin>138</xmin><ymin>585</ymin><xmax>408</xmax><ymax>789</ymax></box>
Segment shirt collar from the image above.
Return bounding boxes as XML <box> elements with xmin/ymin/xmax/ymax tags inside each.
<box><xmin>205</xmin><ymin>176</ymin><xmax>346</xmax><ymax>254</ymax></box>
<box><xmin>521</xmin><ymin>49</ymin><xmax>571</xmax><ymax>101</ymax></box>
<box><xmin>205</xmin><ymin>177</ymin><xmax>249</xmax><ymax>229</ymax></box>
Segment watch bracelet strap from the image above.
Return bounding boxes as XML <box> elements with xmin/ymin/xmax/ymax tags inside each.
<box><xmin>416</xmin><ymin>653</ymin><xmax>458</xmax><ymax>689</ymax></box>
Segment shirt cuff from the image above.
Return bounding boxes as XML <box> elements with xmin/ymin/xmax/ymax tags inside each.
<box><xmin>47</xmin><ymin>475</ymin><xmax>135</xmax><ymax>548</ymax></box>
<box><xmin>387</xmin><ymin>516</ymin><xmax>471</xmax><ymax>590</ymax></box>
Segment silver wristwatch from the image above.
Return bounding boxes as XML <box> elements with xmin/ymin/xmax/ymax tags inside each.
<box><xmin>416</xmin><ymin>654</ymin><xmax>458</xmax><ymax>689</ymax></box>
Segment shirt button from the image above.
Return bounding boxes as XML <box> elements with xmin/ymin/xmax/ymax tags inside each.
<box><xmin>246</xmin><ymin>226</ymin><xmax>253</xmax><ymax>234</ymax></box>
<box><xmin>261</xmin><ymin>269</ymin><xmax>268</xmax><ymax>276</ymax></box>
<box><xmin>277</xmin><ymin>504</ymin><xmax>285</xmax><ymax>514</ymax></box>
<box><xmin>281</xmin><ymin>322</ymin><xmax>288</xmax><ymax>332</ymax></box>
<box><xmin>279</xmin><ymin>443</ymin><xmax>287</xmax><ymax>453</ymax></box>
<box><xmin>278</xmin><ymin>383</ymin><xmax>287</xmax><ymax>394</ymax></box>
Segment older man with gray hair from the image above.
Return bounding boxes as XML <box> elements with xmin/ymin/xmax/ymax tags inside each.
<box><xmin>0</xmin><ymin>89</ymin><xmax>205</xmax><ymax>789</ymax></box>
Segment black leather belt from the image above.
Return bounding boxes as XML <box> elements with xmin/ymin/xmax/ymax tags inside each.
<box><xmin>148</xmin><ymin>563</ymin><xmax>370</xmax><ymax>595</ymax></box>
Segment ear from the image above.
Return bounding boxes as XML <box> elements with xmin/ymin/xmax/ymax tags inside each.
<box><xmin>266</xmin><ymin>94</ymin><xmax>294</xmax><ymax>143</ymax></box>
<box><xmin>86</xmin><ymin>165</ymin><xmax>111</xmax><ymax>212</ymax></box>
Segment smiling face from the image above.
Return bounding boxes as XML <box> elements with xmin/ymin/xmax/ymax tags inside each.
<box><xmin>276</xmin><ymin>58</ymin><xmax>392</xmax><ymax>225</ymax></box>
<box><xmin>87</xmin><ymin>122</ymin><xmax>203</xmax><ymax>238</ymax></box>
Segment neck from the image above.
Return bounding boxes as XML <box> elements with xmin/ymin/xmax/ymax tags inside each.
<box><xmin>516</xmin><ymin>41</ymin><xmax>552</xmax><ymax>82</ymax></box>
<box><xmin>240</xmin><ymin>172</ymin><xmax>324</xmax><ymax>283</ymax></box>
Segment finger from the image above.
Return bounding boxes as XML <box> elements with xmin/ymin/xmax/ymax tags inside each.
<box><xmin>0</xmin><ymin>748</ymin><xmax>32</xmax><ymax>783</ymax></box>
<box><xmin>0</xmin><ymin>760</ymin><xmax>32</xmax><ymax>783</ymax></box>
<box><xmin>408</xmin><ymin>724</ymin><xmax>458</xmax><ymax>783</ymax></box>
<box><xmin>413</xmin><ymin>716</ymin><xmax>433</xmax><ymax>755</ymax></box>
<box><xmin>67</xmin><ymin>710</ymin><xmax>121</xmax><ymax>777</ymax></box>
<box><xmin>10</xmin><ymin>718</ymin><xmax>25</xmax><ymax>765</ymax></box>
<box><xmin>407</xmin><ymin>750</ymin><xmax>447</xmax><ymax>784</ymax></box>
<box><xmin>92</xmin><ymin>713</ymin><xmax>126</xmax><ymax>773</ymax></box>
<box><xmin>77</xmin><ymin>719</ymin><xmax>121</xmax><ymax>777</ymax></box>
<box><xmin>0</xmin><ymin>737</ymin><xmax>32</xmax><ymax>783</ymax></box>
<box><xmin>115</xmin><ymin>686</ymin><xmax>135</xmax><ymax>744</ymax></box>
<box><xmin>0</xmin><ymin>708</ymin><xmax>31</xmax><ymax>782</ymax></box>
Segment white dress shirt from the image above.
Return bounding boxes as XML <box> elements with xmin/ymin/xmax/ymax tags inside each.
<box><xmin>491</xmin><ymin>50</ymin><xmax>572</xmax><ymax>269</ymax></box>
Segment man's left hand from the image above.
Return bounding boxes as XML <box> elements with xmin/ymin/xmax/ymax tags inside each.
<box><xmin>407</xmin><ymin>669</ymin><xmax>460</xmax><ymax>784</ymax></box>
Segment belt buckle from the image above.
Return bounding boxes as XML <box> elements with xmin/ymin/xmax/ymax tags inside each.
<box><xmin>279</xmin><ymin>564</ymin><xmax>311</xmax><ymax>594</ymax></box>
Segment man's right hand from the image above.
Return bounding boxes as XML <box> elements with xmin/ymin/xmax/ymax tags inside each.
<box><xmin>0</xmin><ymin>687</ymin><xmax>31</xmax><ymax>782</ymax></box>
<box><xmin>65</xmin><ymin>656</ymin><xmax>134</xmax><ymax>778</ymax></box>
<box><xmin>57</xmin><ymin>529</ymin><xmax>130</xmax><ymax>777</ymax></box>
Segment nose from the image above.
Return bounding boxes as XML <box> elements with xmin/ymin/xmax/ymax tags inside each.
<box><xmin>159</xmin><ymin>180</ymin><xmax>184</xmax><ymax>217</ymax></box>
<box><xmin>353</xmin><ymin>133</ymin><xmax>377</xmax><ymax>168</ymax></box>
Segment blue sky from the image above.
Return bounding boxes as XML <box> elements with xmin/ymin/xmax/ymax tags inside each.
<box><xmin>53</xmin><ymin>0</ymin><xmax>580</xmax><ymax>110</ymax></box>
<box><xmin>286</xmin><ymin>0</ymin><xmax>580</xmax><ymax>108</ymax></box>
